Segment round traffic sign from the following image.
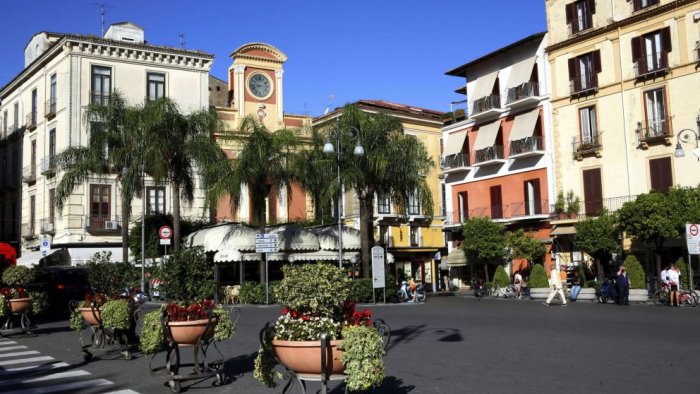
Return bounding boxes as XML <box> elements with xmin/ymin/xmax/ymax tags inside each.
<box><xmin>159</xmin><ymin>226</ymin><xmax>173</xmax><ymax>239</ymax></box>
<box><xmin>691</xmin><ymin>224</ymin><xmax>699</xmax><ymax>237</ymax></box>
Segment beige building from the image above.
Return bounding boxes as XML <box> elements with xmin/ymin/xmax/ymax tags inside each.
<box><xmin>0</xmin><ymin>22</ymin><xmax>214</xmax><ymax>265</ymax></box>
<box><xmin>545</xmin><ymin>0</ymin><xmax>700</xmax><ymax>265</ymax></box>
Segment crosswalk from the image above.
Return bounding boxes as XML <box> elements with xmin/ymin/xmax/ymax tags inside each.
<box><xmin>0</xmin><ymin>339</ymin><xmax>139</xmax><ymax>394</ymax></box>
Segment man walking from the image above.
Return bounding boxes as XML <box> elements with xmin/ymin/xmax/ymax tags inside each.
<box><xmin>545</xmin><ymin>264</ymin><xmax>568</xmax><ymax>306</ymax></box>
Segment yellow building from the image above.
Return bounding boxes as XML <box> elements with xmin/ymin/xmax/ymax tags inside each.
<box><xmin>545</xmin><ymin>0</ymin><xmax>700</xmax><ymax>265</ymax></box>
<box><xmin>314</xmin><ymin>100</ymin><xmax>446</xmax><ymax>290</ymax></box>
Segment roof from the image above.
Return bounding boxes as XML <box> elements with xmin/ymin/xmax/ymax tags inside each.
<box><xmin>445</xmin><ymin>32</ymin><xmax>546</xmax><ymax>77</ymax></box>
<box><xmin>314</xmin><ymin>99</ymin><xmax>444</xmax><ymax>123</ymax></box>
<box><xmin>230</xmin><ymin>42</ymin><xmax>287</xmax><ymax>62</ymax></box>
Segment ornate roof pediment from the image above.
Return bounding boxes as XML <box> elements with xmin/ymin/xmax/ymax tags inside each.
<box><xmin>230</xmin><ymin>42</ymin><xmax>287</xmax><ymax>64</ymax></box>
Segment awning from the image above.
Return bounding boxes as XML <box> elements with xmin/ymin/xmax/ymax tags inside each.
<box><xmin>550</xmin><ymin>225</ymin><xmax>576</xmax><ymax>236</ymax></box>
<box><xmin>310</xmin><ymin>226</ymin><xmax>361</xmax><ymax>251</ymax></box>
<box><xmin>214</xmin><ymin>249</ymin><xmax>242</xmax><ymax>263</ymax></box>
<box><xmin>506</xmin><ymin>56</ymin><xmax>537</xmax><ymax>88</ymax></box>
<box><xmin>508</xmin><ymin>109</ymin><xmax>541</xmax><ymax>141</ymax></box>
<box><xmin>269</xmin><ymin>225</ymin><xmax>320</xmax><ymax>251</ymax></box>
<box><xmin>288</xmin><ymin>251</ymin><xmax>360</xmax><ymax>264</ymax></box>
<box><xmin>471</xmin><ymin>71</ymin><xmax>499</xmax><ymax>100</ymax></box>
<box><xmin>472</xmin><ymin>121</ymin><xmax>500</xmax><ymax>151</ymax></box>
<box><xmin>445</xmin><ymin>248</ymin><xmax>466</xmax><ymax>267</ymax></box>
<box><xmin>16</xmin><ymin>249</ymin><xmax>61</xmax><ymax>267</ymax></box>
<box><xmin>185</xmin><ymin>223</ymin><xmax>259</xmax><ymax>252</ymax></box>
<box><xmin>443</xmin><ymin>131</ymin><xmax>468</xmax><ymax>156</ymax></box>
<box><xmin>68</xmin><ymin>247</ymin><xmax>132</xmax><ymax>264</ymax></box>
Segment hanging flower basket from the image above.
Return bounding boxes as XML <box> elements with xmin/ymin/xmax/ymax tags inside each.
<box><xmin>272</xmin><ymin>338</ymin><xmax>345</xmax><ymax>375</ymax></box>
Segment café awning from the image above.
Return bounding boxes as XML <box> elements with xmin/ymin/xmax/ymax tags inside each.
<box><xmin>310</xmin><ymin>226</ymin><xmax>361</xmax><ymax>251</ymax></box>
<box><xmin>288</xmin><ymin>251</ymin><xmax>360</xmax><ymax>264</ymax></box>
<box><xmin>445</xmin><ymin>248</ymin><xmax>466</xmax><ymax>267</ymax></box>
<box><xmin>268</xmin><ymin>224</ymin><xmax>320</xmax><ymax>251</ymax></box>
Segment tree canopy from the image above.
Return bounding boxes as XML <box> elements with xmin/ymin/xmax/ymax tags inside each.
<box><xmin>461</xmin><ymin>217</ymin><xmax>507</xmax><ymax>282</ymax></box>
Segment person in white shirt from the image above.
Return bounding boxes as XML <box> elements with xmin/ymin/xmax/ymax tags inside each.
<box><xmin>514</xmin><ymin>272</ymin><xmax>523</xmax><ymax>299</ymax></box>
<box><xmin>667</xmin><ymin>263</ymin><xmax>681</xmax><ymax>307</ymax></box>
<box><xmin>660</xmin><ymin>266</ymin><xmax>669</xmax><ymax>287</ymax></box>
<box><xmin>545</xmin><ymin>265</ymin><xmax>568</xmax><ymax>306</ymax></box>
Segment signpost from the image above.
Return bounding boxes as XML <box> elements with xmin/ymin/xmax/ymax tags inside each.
<box><xmin>371</xmin><ymin>246</ymin><xmax>386</xmax><ymax>303</ymax></box>
<box><xmin>686</xmin><ymin>224</ymin><xmax>699</xmax><ymax>290</ymax></box>
<box><xmin>159</xmin><ymin>226</ymin><xmax>172</xmax><ymax>256</ymax></box>
<box><xmin>40</xmin><ymin>237</ymin><xmax>50</xmax><ymax>257</ymax></box>
<box><xmin>256</xmin><ymin>233</ymin><xmax>279</xmax><ymax>305</ymax></box>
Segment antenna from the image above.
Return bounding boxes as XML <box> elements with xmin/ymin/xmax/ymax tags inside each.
<box><xmin>179</xmin><ymin>33</ymin><xmax>185</xmax><ymax>48</ymax></box>
<box><xmin>324</xmin><ymin>94</ymin><xmax>335</xmax><ymax>115</ymax></box>
<box><xmin>91</xmin><ymin>2</ymin><xmax>115</xmax><ymax>36</ymax></box>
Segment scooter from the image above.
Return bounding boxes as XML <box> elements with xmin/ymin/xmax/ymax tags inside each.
<box><xmin>396</xmin><ymin>281</ymin><xmax>426</xmax><ymax>303</ymax></box>
<box><xmin>472</xmin><ymin>278</ymin><xmax>486</xmax><ymax>299</ymax></box>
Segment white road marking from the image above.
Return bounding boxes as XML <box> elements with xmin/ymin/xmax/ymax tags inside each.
<box><xmin>0</xmin><ymin>346</ymin><xmax>28</xmax><ymax>352</ymax></box>
<box><xmin>0</xmin><ymin>356</ymin><xmax>54</xmax><ymax>366</ymax></box>
<box><xmin>0</xmin><ymin>350</ymin><xmax>40</xmax><ymax>358</ymax></box>
<box><xmin>0</xmin><ymin>362</ymin><xmax>70</xmax><ymax>375</ymax></box>
<box><xmin>1</xmin><ymin>378</ymin><xmax>113</xmax><ymax>394</ymax></box>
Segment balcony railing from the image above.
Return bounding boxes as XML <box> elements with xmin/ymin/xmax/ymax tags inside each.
<box><xmin>25</xmin><ymin>112</ymin><xmax>37</xmax><ymax>131</ymax></box>
<box><xmin>409</xmin><ymin>235</ymin><xmax>423</xmax><ymax>248</ymax></box>
<box><xmin>573</xmin><ymin>131</ymin><xmax>603</xmax><ymax>159</ymax></box>
<box><xmin>40</xmin><ymin>156</ymin><xmax>57</xmax><ymax>176</ymax></box>
<box><xmin>85</xmin><ymin>215</ymin><xmax>121</xmax><ymax>233</ymax></box>
<box><xmin>472</xmin><ymin>94</ymin><xmax>501</xmax><ymax>115</ymax></box>
<box><xmin>695</xmin><ymin>41</ymin><xmax>700</xmax><ymax>63</ymax></box>
<box><xmin>506</xmin><ymin>81</ymin><xmax>540</xmax><ymax>104</ymax></box>
<box><xmin>550</xmin><ymin>195</ymin><xmax>637</xmax><ymax>219</ymax></box>
<box><xmin>637</xmin><ymin>117</ymin><xmax>672</xmax><ymax>147</ymax></box>
<box><xmin>570</xmin><ymin>74</ymin><xmax>598</xmax><ymax>97</ymax></box>
<box><xmin>473</xmin><ymin>145</ymin><xmax>505</xmax><ymax>165</ymax></box>
<box><xmin>509</xmin><ymin>136</ymin><xmax>543</xmax><ymax>157</ymax></box>
<box><xmin>631</xmin><ymin>0</ymin><xmax>659</xmax><ymax>12</ymax></box>
<box><xmin>22</xmin><ymin>165</ymin><xmax>36</xmax><ymax>183</ymax></box>
<box><xmin>21</xmin><ymin>223</ymin><xmax>36</xmax><ymax>239</ymax></box>
<box><xmin>90</xmin><ymin>91</ymin><xmax>110</xmax><ymax>106</ymax></box>
<box><xmin>40</xmin><ymin>218</ymin><xmax>55</xmax><ymax>234</ymax></box>
<box><xmin>442</xmin><ymin>153</ymin><xmax>470</xmax><ymax>171</ymax></box>
<box><xmin>444</xmin><ymin>199</ymin><xmax>552</xmax><ymax>225</ymax></box>
<box><xmin>634</xmin><ymin>51</ymin><xmax>670</xmax><ymax>78</ymax></box>
<box><xmin>45</xmin><ymin>98</ymin><xmax>56</xmax><ymax>119</ymax></box>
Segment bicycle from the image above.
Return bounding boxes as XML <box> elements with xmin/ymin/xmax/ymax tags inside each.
<box><xmin>651</xmin><ymin>285</ymin><xmax>669</xmax><ymax>306</ymax></box>
<box><xmin>680</xmin><ymin>289</ymin><xmax>698</xmax><ymax>307</ymax></box>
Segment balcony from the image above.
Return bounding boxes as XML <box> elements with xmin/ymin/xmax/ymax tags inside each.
<box><xmin>21</xmin><ymin>223</ymin><xmax>36</xmax><ymax>239</ymax></box>
<box><xmin>454</xmin><ymin>199</ymin><xmax>552</xmax><ymax>223</ymax></box>
<box><xmin>25</xmin><ymin>113</ymin><xmax>37</xmax><ymax>131</ymax></box>
<box><xmin>40</xmin><ymin>156</ymin><xmax>57</xmax><ymax>176</ymax></box>
<box><xmin>550</xmin><ymin>195</ymin><xmax>637</xmax><ymax>220</ymax></box>
<box><xmin>443</xmin><ymin>211</ymin><xmax>467</xmax><ymax>229</ymax></box>
<box><xmin>637</xmin><ymin>117</ymin><xmax>672</xmax><ymax>149</ymax></box>
<box><xmin>472</xmin><ymin>145</ymin><xmax>506</xmax><ymax>167</ymax></box>
<box><xmin>90</xmin><ymin>91</ymin><xmax>110</xmax><ymax>106</ymax></box>
<box><xmin>631</xmin><ymin>0</ymin><xmax>659</xmax><ymax>12</ymax></box>
<box><xmin>85</xmin><ymin>215</ymin><xmax>121</xmax><ymax>234</ymax></box>
<box><xmin>409</xmin><ymin>235</ymin><xmax>423</xmax><ymax>248</ymax></box>
<box><xmin>506</xmin><ymin>81</ymin><xmax>540</xmax><ymax>109</ymax></box>
<box><xmin>634</xmin><ymin>52</ymin><xmax>669</xmax><ymax>79</ymax></box>
<box><xmin>45</xmin><ymin>98</ymin><xmax>56</xmax><ymax>119</ymax></box>
<box><xmin>441</xmin><ymin>153</ymin><xmax>471</xmax><ymax>174</ymax></box>
<box><xmin>570</xmin><ymin>74</ymin><xmax>598</xmax><ymax>98</ymax></box>
<box><xmin>509</xmin><ymin>136</ymin><xmax>544</xmax><ymax>159</ymax></box>
<box><xmin>573</xmin><ymin>132</ymin><xmax>603</xmax><ymax>160</ymax></box>
<box><xmin>22</xmin><ymin>165</ymin><xmax>36</xmax><ymax>183</ymax></box>
<box><xmin>471</xmin><ymin>94</ymin><xmax>502</xmax><ymax>121</ymax></box>
<box><xmin>40</xmin><ymin>218</ymin><xmax>55</xmax><ymax>234</ymax></box>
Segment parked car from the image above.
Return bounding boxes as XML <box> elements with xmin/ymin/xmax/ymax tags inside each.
<box><xmin>30</xmin><ymin>266</ymin><xmax>90</xmax><ymax>316</ymax></box>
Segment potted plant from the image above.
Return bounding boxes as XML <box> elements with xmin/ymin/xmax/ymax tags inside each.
<box><xmin>2</xmin><ymin>266</ymin><xmax>37</xmax><ymax>314</ymax></box>
<box><xmin>72</xmin><ymin>293</ymin><xmax>108</xmax><ymax>327</ymax></box>
<box><xmin>254</xmin><ymin>263</ymin><xmax>385</xmax><ymax>391</ymax></box>
<box><xmin>554</xmin><ymin>191</ymin><xmax>566</xmax><ymax>219</ymax></box>
<box><xmin>566</xmin><ymin>190</ymin><xmax>581</xmax><ymax>219</ymax></box>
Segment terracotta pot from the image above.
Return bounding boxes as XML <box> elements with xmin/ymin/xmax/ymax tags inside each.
<box><xmin>272</xmin><ymin>339</ymin><xmax>345</xmax><ymax>375</ymax></box>
<box><xmin>8</xmin><ymin>298</ymin><xmax>32</xmax><ymax>314</ymax></box>
<box><xmin>167</xmin><ymin>318</ymin><xmax>217</xmax><ymax>345</ymax></box>
<box><xmin>78</xmin><ymin>307</ymin><xmax>102</xmax><ymax>326</ymax></box>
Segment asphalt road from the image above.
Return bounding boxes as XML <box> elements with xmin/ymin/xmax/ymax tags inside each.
<box><xmin>2</xmin><ymin>295</ymin><xmax>699</xmax><ymax>394</ymax></box>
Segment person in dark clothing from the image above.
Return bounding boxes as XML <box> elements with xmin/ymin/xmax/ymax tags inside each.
<box><xmin>616</xmin><ymin>266</ymin><xmax>630</xmax><ymax>305</ymax></box>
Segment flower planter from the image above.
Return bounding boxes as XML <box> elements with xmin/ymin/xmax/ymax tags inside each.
<box><xmin>528</xmin><ymin>288</ymin><xmax>550</xmax><ymax>300</ymax></box>
<box><xmin>167</xmin><ymin>318</ymin><xmax>217</xmax><ymax>345</ymax></box>
<box><xmin>272</xmin><ymin>339</ymin><xmax>345</xmax><ymax>375</ymax></box>
<box><xmin>78</xmin><ymin>307</ymin><xmax>102</xmax><ymax>326</ymax></box>
<box><xmin>8</xmin><ymin>297</ymin><xmax>32</xmax><ymax>314</ymax></box>
<box><xmin>629</xmin><ymin>289</ymin><xmax>649</xmax><ymax>303</ymax></box>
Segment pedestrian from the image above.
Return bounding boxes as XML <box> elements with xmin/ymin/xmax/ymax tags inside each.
<box><xmin>545</xmin><ymin>264</ymin><xmax>568</xmax><ymax>306</ymax></box>
<box><xmin>521</xmin><ymin>275</ymin><xmax>530</xmax><ymax>299</ymax></box>
<box><xmin>559</xmin><ymin>264</ymin><xmax>569</xmax><ymax>298</ymax></box>
<box><xmin>667</xmin><ymin>263</ymin><xmax>681</xmax><ymax>307</ymax></box>
<box><xmin>409</xmin><ymin>277</ymin><xmax>417</xmax><ymax>303</ymax></box>
<box><xmin>514</xmin><ymin>271</ymin><xmax>523</xmax><ymax>299</ymax></box>
<box><xmin>616</xmin><ymin>266</ymin><xmax>630</xmax><ymax>305</ymax></box>
<box><xmin>443</xmin><ymin>275</ymin><xmax>450</xmax><ymax>292</ymax></box>
<box><xmin>569</xmin><ymin>270</ymin><xmax>582</xmax><ymax>302</ymax></box>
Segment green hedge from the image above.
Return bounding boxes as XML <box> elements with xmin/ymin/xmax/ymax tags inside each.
<box><xmin>349</xmin><ymin>279</ymin><xmax>373</xmax><ymax>303</ymax></box>
<box><xmin>623</xmin><ymin>255</ymin><xmax>645</xmax><ymax>290</ymax></box>
<box><xmin>493</xmin><ymin>266</ymin><xmax>510</xmax><ymax>287</ymax></box>
<box><xmin>529</xmin><ymin>264</ymin><xmax>548</xmax><ymax>288</ymax></box>
<box><xmin>239</xmin><ymin>281</ymin><xmax>280</xmax><ymax>304</ymax></box>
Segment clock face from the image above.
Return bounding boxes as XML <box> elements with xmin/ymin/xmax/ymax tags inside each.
<box><xmin>248</xmin><ymin>73</ymin><xmax>271</xmax><ymax>99</ymax></box>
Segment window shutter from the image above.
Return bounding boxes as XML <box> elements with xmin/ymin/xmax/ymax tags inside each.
<box><xmin>565</xmin><ymin>3</ymin><xmax>574</xmax><ymax>25</ymax></box>
<box><xmin>631</xmin><ymin>36</ymin><xmax>642</xmax><ymax>61</ymax></box>
<box><xmin>582</xmin><ymin>168</ymin><xmax>603</xmax><ymax>216</ymax></box>
<box><xmin>661</xmin><ymin>27</ymin><xmax>672</xmax><ymax>52</ymax></box>
<box><xmin>568</xmin><ymin>57</ymin><xmax>577</xmax><ymax>80</ymax></box>
<box><xmin>650</xmin><ymin>157</ymin><xmax>672</xmax><ymax>193</ymax></box>
<box><xmin>588</xmin><ymin>0</ymin><xmax>596</xmax><ymax>14</ymax></box>
<box><xmin>592</xmin><ymin>50</ymin><xmax>602</xmax><ymax>73</ymax></box>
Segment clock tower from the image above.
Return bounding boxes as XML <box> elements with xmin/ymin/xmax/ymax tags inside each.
<box><xmin>228</xmin><ymin>42</ymin><xmax>287</xmax><ymax>130</ymax></box>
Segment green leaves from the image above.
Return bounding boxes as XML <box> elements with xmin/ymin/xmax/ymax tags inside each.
<box><xmin>574</xmin><ymin>210</ymin><xmax>620</xmax><ymax>260</ymax></box>
<box><xmin>100</xmin><ymin>299</ymin><xmax>131</xmax><ymax>330</ymax></box>
<box><xmin>159</xmin><ymin>247</ymin><xmax>215</xmax><ymax>302</ymax></box>
<box><xmin>275</xmin><ymin>263</ymin><xmax>350</xmax><ymax>316</ymax></box>
<box><xmin>461</xmin><ymin>217</ymin><xmax>507</xmax><ymax>264</ymax></box>
<box><xmin>340</xmin><ymin>325</ymin><xmax>385</xmax><ymax>391</ymax></box>
<box><xmin>139</xmin><ymin>310</ymin><xmax>164</xmax><ymax>354</ymax></box>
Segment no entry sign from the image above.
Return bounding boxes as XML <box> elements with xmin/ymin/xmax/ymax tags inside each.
<box><xmin>687</xmin><ymin>224</ymin><xmax>700</xmax><ymax>255</ymax></box>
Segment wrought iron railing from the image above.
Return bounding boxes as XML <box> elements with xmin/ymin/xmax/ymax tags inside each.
<box><xmin>22</xmin><ymin>165</ymin><xmax>36</xmax><ymax>183</ymax></box>
<box><xmin>634</xmin><ymin>51</ymin><xmax>670</xmax><ymax>77</ymax></box>
<box><xmin>507</xmin><ymin>81</ymin><xmax>539</xmax><ymax>104</ymax></box>
<box><xmin>509</xmin><ymin>136</ymin><xmax>543</xmax><ymax>156</ymax></box>
<box><xmin>442</xmin><ymin>153</ymin><xmax>470</xmax><ymax>170</ymax></box>
<box><xmin>573</xmin><ymin>131</ymin><xmax>603</xmax><ymax>155</ymax></box>
<box><xmin>550</xmin><ymin>194</ymin><xmax>637</xmax><ymax>219</ymax></box>
<box><xmin>570</xmin><ymin>73</ymin><xmax>598</xmax><ymax>96</ymax></box>
<box><xmin>25</xmin><ymin>112</ymin><xmax>37</xmax><ymax>130</ymax></box>
<box><xmin>472</xmin><ymin>94</ymin><xmax>501</xmax><ymax>115</ymax></box>
<box><xmin>473</xmin><ymin>145</ymin><xmax>504</xmax><ymax>164</ymax></box>
<box><xmin>21</xmin><ymin>223</ymin><xmax>35</xmax><ymax>239</ymax></box>
<box><xmin>40</xmin><ymin>156</ymin><xmax>56</xmax><ymax>175</ymax></box>
<box><xmin>45</xmin><ymin>98</ymin><xmax>57</xmax><ymax>118</ymax></box>
<box><xmin>637</xmin><ymin>117</ymin><xmax>672</xmax><ymax>145</ymax></box>
<box><xmin>85</xmin><ymin>215</ymin><xmax>121</xmax><ymax>231</ymax></box>
<box><xmin>90</xmin><ymin>91</ymin><xmax>110</xmax><ymax>106</ymax></box>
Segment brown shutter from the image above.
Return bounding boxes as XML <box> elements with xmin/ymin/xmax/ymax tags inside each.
<box><xmin>583</xmin><ymin>168</ymin><xmax>603</xmax><ymax>216</ymax></box>
<box><xmin>631</xmin><ymin>36</ymin><xmax>642</xmax><ymax>61</ymax></box>
<box><xmin>490</xmin><ymin>185</ymin><xmax>502</xmax><ymax>219</ymax></box>
<box><xmin>565</xmin><ymin>3</ymin><xmax>574</xmax><ymax>25</ymax></box>
<box><xmin>661</xmin><ymin>27</ymin><xmax>672</xmax><ymax>52</ymax></box>
<box><xmin>592</xmin><ymin>50</ymin><xmax>602</xmax><ymax>73</ymax></box>
<box><xmin>568</xmin><ymin>57</ymin><xmax>577</xmax><ymax>80</ymax></box>
<box><xmin>588</xmin><ymin>0</ymin><xmax>596</xmax><ymax>14</ymax></box>
<box><xmin>650</xmin><ymin>157</ymin><xmax>672</xmax><ymax>193</ymax></box>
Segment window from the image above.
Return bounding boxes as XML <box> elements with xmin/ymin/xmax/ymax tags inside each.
<box><xmin>90</xmin><ymin>122</ymin><xmax>109</xmax><ymax>159</ymax></box>
<box><xmin>48</xmin><ymin>188</ymin><xmax>55</xmax><ymax>225</ymax></box>
<box><xmin>582</xmin><ymin>168</ymin><xmax>603</xmax><ymax>216</ymax></box>
<box><xmin>649</xmin><ymin>157</ymin><xmax>672</xmax><ymax>193</ymax></box>
<box><xmin>30</xmin><ymin>195</ymin><xmax>35</xmax><ymax>234</ymax></box>
<box><xmin>579</xmin><ymin>106</ymin><xmax>599</xmax><ymax>146</ymax></box>
<box><xmin>91</xmin><ymin>66</ymin><xmax>112</xmax><ymax>105</ymax></box>
<box><xmin>408</xmin><ymin>190</ymin><xmax>421</xmax><ymax>215</ymax></box>
<box><xmin>568</xmin><ymin>51</ymin><xmax>600</xmax><ymax>94</ymax></box>
<box><xmin>490</xmin><ymin>185</ymin><xmax>503</xmax><ymax>219</ymax></box>
<box><xmin>89</xmin><ymin>185</ymin><xmax>111</xmax><ymax>228</ymax></box>
<box><xmin>31</xmin><ymin>89</ymin><xmax>37</xmax><ymax>124</ymax></box>
<box><xmin>147</xmin><ymin>186</ymin><xmax>166</xmax><ymax>214</ymax></box>
<box><xmin>644</xmin><ymin>88</ymin><xmax>668</xmax><ymax>138</ymax></box>
<box><xmin>377</xmin><ymin>193</ymin><xmax>391</xmax><ymax>214</ymax></box>
<box><xmin>410</xmin><ymin>226</ymin><xmax>420</xmax><ymax>247</ymax></box>
<box><xmin>13</xmin><ymin>103</ymin><xmax>19</xmax><ymax>130</ymax></box>
<box><xmin>48</xmin><ymin>74</ymin><xmax>57</xmax><ymax>114</ymax></box>
<box><xmin>566</xmin><ymin>0</ymin><xmax>595</xmax><ymax>34</ymax></box>
<box><xmin>30</xmin><ymin>140</ymin><xmax>36</xmax><ymax>178</ymax></box>
<box><xmin>458</xmin><ymin>191</ymin><xmax>468</xmax><ymax>222</ymax></box>
<box><xmin>524</xmin><ymin>179</ymin><xmax>542</xmax><ymax>215</ymax></box>
<box><xmin>49</xmin><ymin>128</ymin><xmax>56</xmax><ymax>159</ymax></box>
<box><xmin>441</xmin><ymin>184</ymin><xmax>446</xmax><ymax>217</ymax></box>
<box><xmin>147</xmin><ymin>73</ymin><xmax>166</xmax><ymax>101</ymax></box>
<box><xmin>632</xmin><ymin>0</ymin><xmax>659</xmax><ymax>12</ymax></box>
<box><xmin>632</xmin><ymin>28</ymin><xmax>671</xmax><ymax>76</ymax></box>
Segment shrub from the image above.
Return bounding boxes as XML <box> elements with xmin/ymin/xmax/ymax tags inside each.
<box><xmin>340</xmin><ymin>324</ymin><xmax>385</xmax><ymax>391</ymax></box>
<box><xmin>240</xmin><ymin>281</ymin><xmax>277</xmax><ymax>304</ymax></box>
<box><xmin>529</xmin><ymin>264</ymin><xmax>548</xmax><ymax>288</ymax></box>
<box><xmin>101</xmin><ymin>299</ymin><xmax>131</xmax><ymax>330</ymax></box>
<box><xmin>623</xmin><ymin>255</ymin><xmax>645</xmax><ymax>290</ymax></box>
<box><xmin>349</xmin><ymin>278</ymin><xmax>373</xmax><ymax>303</ymax></box>
<box><xmin>493</xmin><ymin>266</ymin><xmax>510</xmax><ymax>287</ymax></box>
<box><xmin>85</xmin><ymin>252</ymin><xmax>137</xmax><ymax>296</ymax></box>
<box><xmin>160</xmin><ymin>247</ymin><xmax>215</xmax><ymax>301</ymax></box>
<box><xmin>2</xmin><ymin>266</ymin><xmax>36</xmax><ymax>287</ymax></box>
<box><xmin>275</xmin><ymin>263</ymin><xmax>350</xmax><ymax>316</ymax></box>
<box><xmin>675</xmin><ymin>257</ymin><xmax>690</xmax><ymax>289</ymax></box>
<box><xmin>139</xmin><ymin>310</ymin><xmax>164</xmax><ymax>354</ymax></box>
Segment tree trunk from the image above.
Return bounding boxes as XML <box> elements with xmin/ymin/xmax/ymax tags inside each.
<box><xmin>359</xmin><ymin>194</ymin><xmax>374</xmax><ymax>278</ymax></box>
<box><xmin>121</xmin><ymin>191</ymin><xmax>130</xmax><ymax>265</ymax></box>
<box><xmin>483</xmin><ymin>263</ymin><xmax>490</xmax><ymax>283</ymax></box>
<box><xmin>172</xmin><ymin>180</ymin><xmax>181</xmax><ymax>252</ymax></box>
<box><xmin>595</xmin><ymin>257</ymin><xmax>603</xmax><ymax>281</ymax></box>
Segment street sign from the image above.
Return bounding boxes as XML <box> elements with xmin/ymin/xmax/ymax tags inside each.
<box><xmin>256</xmin><ymin>233</ymin><xmax>278</xmax><ymax>253</ymax></box>
<box><xmin>371</xmin><ymin>246</ymin><xmax>385</xmax><ymax>289</ymax></box>
<box><xmin>160</xmin><ymin>238</ymin><xmax>171</xmax><ymax>245</ymax></box>
<box><xmin>40</xmin><ymin>237</ymin><xmax>51</xmax><ymax>253</ymax></box>
<box><xmin>687</xmin><ymin>223</ymin><xmax>700</xmax><ymax>255</ymax></box>
<box><xmin>159</xmin><ymin>226</ymin><xmax>173</xmax><ymax>239</ymax></box>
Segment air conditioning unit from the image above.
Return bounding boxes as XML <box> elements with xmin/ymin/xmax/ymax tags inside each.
<box><xmin>105</xmin><ymin>220</ymin><xmax>119</xmax><ymax>230</ymax></box>
<box><xmin>41</xmin><ymin>222</ymin><xmax>54</xmax><ymax>233</ymax></box>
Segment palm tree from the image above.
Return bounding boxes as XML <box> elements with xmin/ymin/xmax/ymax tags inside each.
<box><xmin>209</xmin><ymin>115</ymin><xmax>300</xmax><ymax>281</ymax></box>
<box><xmin>289</xmin><ymin>126</ymin><xmax>336</xmax><ymax>222</ymax></box>
<box><xmin>316</xmin><ymin>104</ymin><xmax>434</xmax><ymax>278</ymax></box>
<box><xmin>55</xmin><ymin>91</ymin><xmax>144</xmax><ymax>264</ymax></box>
<box><xmin>140</xmin><ymin>98</ymin><xmax>226</xmax><ymax>252</ymax></box>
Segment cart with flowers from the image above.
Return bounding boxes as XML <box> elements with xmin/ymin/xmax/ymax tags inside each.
<box><xmin>1</xmin><ymin>286</ymin><xmax>35</xmax><ymax>336</ymax></box>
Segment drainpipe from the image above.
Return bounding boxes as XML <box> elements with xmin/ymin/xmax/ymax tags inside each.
<box><xmin>617</xmin><ymin>26</ymin><xmax>633</xmax><ymax>198</ymax></box>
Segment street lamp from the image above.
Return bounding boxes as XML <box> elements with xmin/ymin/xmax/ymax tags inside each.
<box><xmin>323</xmin><ymin>118</ymin><xmax>364</xmax><ymax>269</ymax></box>
<box><xmin>673</xmin><ymin>114</ymin><xmax>700</xmax><ymax>160</ymax></box>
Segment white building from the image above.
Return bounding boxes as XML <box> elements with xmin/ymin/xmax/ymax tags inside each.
<box><xmin>0</xmin><ymin>22</ymin><xmax>214</xmax><ymax>265</ymax></box>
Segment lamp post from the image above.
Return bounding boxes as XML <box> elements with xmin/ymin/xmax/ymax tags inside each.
<box><xmin>673</xmin><ymin>114</ymin><xmax>700</xmax><ymax>160</ymax></box>
<box><xmin>323</xmin><ymin>118</ymin><xmax>364</xmax><ymax>270</ymax></box>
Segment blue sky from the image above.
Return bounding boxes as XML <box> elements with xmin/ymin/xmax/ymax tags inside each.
<box><xmin>0</xmin><ymin>0</ymin><xmax>546</xmax><ymax>117</ymax></box>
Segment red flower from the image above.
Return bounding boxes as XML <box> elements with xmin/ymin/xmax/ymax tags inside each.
<box><xmin>281</xmin><ymin>307</ymin><xmax>289</xmax><ymax>315</ymax></box>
